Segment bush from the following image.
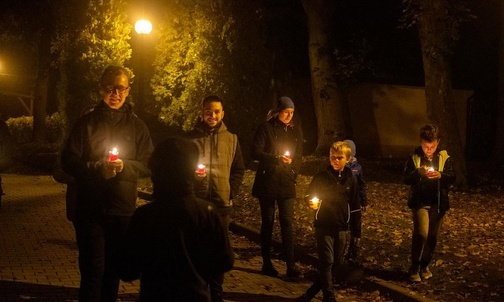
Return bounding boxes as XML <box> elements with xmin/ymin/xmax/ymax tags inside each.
<box><xmin>6</xmin><ymin>113</ymin><xmax>65</xmax><ymax>145</ymax></box>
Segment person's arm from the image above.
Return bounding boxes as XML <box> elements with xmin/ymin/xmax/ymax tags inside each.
<box><xmin>115</xmin><ymin>120</ymin><xmax>153</xmax><ymax>181</ymax></box>
<box><xmin>229</xmin><ymin>142</ymin><xmax>245</xmax><ymax>200</ymax></box>
<box><xmin>290</xmin><ymin>127</ymin><xmax>303</xmax><ymax>177</ymax></box>
<box><xmin>357</xmin><ymin>165</ymin><xmax>368</xmax><ymax>207</ymax></box>
<box><xmin>252</xmin><ymin>123</ymin><xmax>278</xmax><ymax>164</ymax></box>
<box><xmin>440</xmin><ymin>156</ymin><xmax>456</xmax><ymax>187</ymax></box>
<box><xmin>403</xmin><ymin>156</ymin><xmax>422</xmax><ymax>186</ymax></box>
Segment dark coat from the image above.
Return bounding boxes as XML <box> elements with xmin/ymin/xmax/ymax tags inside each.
<box><xmin>186</xmin><ymin>121</ymin><xmax>245</xmax><ymax>207</ymax></box>
<box><xmin>119</xmin><ymin>193</ymin><xmax>234</xmax><ymax>302</ymax></box>
<box><xmin>403</xmin><ymin>147</ymin><xmax>456</xmax><ymax>212</ymax></box>
<box><xmin>61</xmin><ymin>101</ymin><xmax>153</xmax><ymax>217</ymax></box>
<box><xmin>251</xmin><ymin>117</ymin><xmax>303</xmax><ymax>199</ymax></box>
<box><xmin>306</xmin><ymin>166</ymin><xmax>359</xmax><ymax>232</ymax></box>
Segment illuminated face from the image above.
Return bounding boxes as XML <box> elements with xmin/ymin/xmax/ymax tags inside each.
<box><xmin>329</xmin><ymin>149</ymin><xmax>348</xmax><ymax>172</ymax></box>
<box><xmin>100</xmin><ymin>74</ymin><xmax>130</xmax><ymax>110</ymax></box>
<box><xmin>278</xmin><ymin>108</ymin><xmax>294</xmax><ymax>124</ymax></box>
<box><xmin>421</xmin><ymin>139</ymin><xmax>439</xmax><ymax>159</ymax></box>
<box><xmin>201</xmin><ymin>101</ymin><xmax>224</xmax><ymax>128</ymax></box>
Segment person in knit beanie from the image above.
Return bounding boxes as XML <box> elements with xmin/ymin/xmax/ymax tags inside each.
<box><xmin>252</xmin><ymin>96</ymin><xmax>303</xmax><ymax>280</ymax></box>
<box><xmin>343</xmin><ymin>139</ymin><xmax>367</xmax><ymax>266</ymax></box>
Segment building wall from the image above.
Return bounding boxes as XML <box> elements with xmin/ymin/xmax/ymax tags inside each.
<box><xmin>348</xmin><ymin>83</ymin><xmax>472</xmax><ymax>158</ymax></box>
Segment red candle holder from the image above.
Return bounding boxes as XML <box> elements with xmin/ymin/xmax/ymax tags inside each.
<box><xmin>109</xmin><ymin>148</ymin><xmax>119</xmax><ymax>162</ymax></box>
<box><xmin>197</xmin><ymin>164</ymin><xmax>206</xmax><ymax>174</ymax></box>
<box><xmin>284</xmin><ymin>151</ymin><xmax>290</xmax><ymax>159</ymax></box>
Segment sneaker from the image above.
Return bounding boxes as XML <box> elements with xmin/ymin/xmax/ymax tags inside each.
<box><xmin>420</xmin><ymin>267</ymin><xmax>433</xmax><ymax>280</ymax></box>
<box><xmin>409</xmin><ymin>267</ymin><xmax>421</xmax><ymax>282</ymax></box>
<box><xmin>261</xmin><ymin>262</ymin><xmax>279</xmax><ymax>277</ymax></box>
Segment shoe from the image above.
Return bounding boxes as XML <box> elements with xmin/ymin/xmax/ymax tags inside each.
<box><xmin>287</xmin><ymin>264</ymin><xmax>303</xmax><ymax>281</ymax></box>
<box><xmin>409</xmin><ymin>267</ymin><xmax>421</xmax><ymax>282</ymax></box>
<box><xmin>296</xmin><ymin>294</ymin><xmax>312</xmax><ymax>302</ymax></box>
<box><xmin>261</xmin><ymin>262</ymin><xmax>279</xmax><ymax>277</ymax></box>
<box><xmin>322</xmin><ymin>290</ymin><xmax>337</xmax><ymax>302</ymax></box>
<box><xmin>420</xmin><ymin>267</ymin><xmax>433</xmax><ymax>280</ymax></box>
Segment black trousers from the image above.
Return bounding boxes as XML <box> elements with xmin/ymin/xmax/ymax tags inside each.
<box><xmin>74</xmin><ymin>215</ymin><xmax>131</xmax><ymax>302</ymax></box>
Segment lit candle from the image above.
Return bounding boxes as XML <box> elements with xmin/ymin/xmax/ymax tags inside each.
<box><xmin>310</xmin><ymin>197</ymin><xmax>320</xmax><ymax>209</ymax></box>
<box><xmin>284</xmin><ymin>151</ymin><xmax>290</xmax><ymax>159</ymax></box>
<box><xmin>109</xmin><ymin>147</ymin><xmax>118</xmax><ymax>161</ymax></box>
<box><xmin>428</xmin><ymin>167</ymin><xmax>435</xmax><ymax>173</ymax></box>
<box><xmin>197</xmin><ymin>164</ymin><xmax>206</xmax><ymax>174</ymax></box>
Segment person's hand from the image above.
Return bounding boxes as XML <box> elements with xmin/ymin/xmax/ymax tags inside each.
<box><xmin>102</xmin><ymin>161</ymin><xmax>117</xmax><ymax>179</ymax></box>
<box><xmin>110</xmin><ymin>159</ymin><xmax>124</xmax><ymax>173</ymax></box>
<box><xmin>195</xmin><ymin>169</ymin><xmax>207</xmax><ymax>179</ymax></box>
<box><xmin>426</xmin><ymin>170</ymin><xmax>441</xmax><ymax>180</ymax></box>
<box><xmin>280</xmin><ymin>155</ymin><xmax>292</xmax><ymax>165</ymax></box>
<box><xmin>308</xmin><ymin>197</ymin><xmax>321</xmax><ymax>210</ymax></box>
<box><xmin>418</xmin><ymin>166</ymin><xmax>429</xmax><ymax>176</ymax></box>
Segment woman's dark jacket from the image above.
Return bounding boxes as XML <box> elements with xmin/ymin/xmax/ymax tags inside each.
<box><xmin>251</xmin><ymin>117</ymin><xmax>303</xmax><ymax>199</ymax></box>
<box><xmin>403</xmin><ymin>147</ymin><xmax>456</xmax><ymax>212</ymax></box>
<box><xmin>61</xmin><ymin>101</ymin><xmax>153</xmax><ymax>217</ymax></box>
<box><xmin>306</xmin><ymin>165</ymin><xmax>359</xmax><ymax>232</ymax></box>
<box><xmin>119</xmin><ymin>193</ymin><xmax>234</xmax><ymax>302</ymax></box>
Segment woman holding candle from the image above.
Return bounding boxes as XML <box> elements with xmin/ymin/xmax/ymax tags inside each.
<box><xmin>252</xmin><ymin>96</ymin><xmax>303</xmax><ymax>280</ymax></box>
<box><xmin>61</xmin><ymin>65</ymin><xmax>153</xmax><ymax>302</ymax></box>
<box><xmin>403</xmin><ymin>124</ymin><xmax>455</xmax><ymax>282</ymax></box>
<box><xmin>297</xmin><ymin>141</ymin><xmax>359</xmax><ymax>302</ymax></box>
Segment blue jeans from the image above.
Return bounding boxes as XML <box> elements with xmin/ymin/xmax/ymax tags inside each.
<box><xmin>74</xmin><ymin>215</ymin><xmax>131</xmax><ymax>302</ymax></box>
<box><xmin>259</xmin><ymin>197</ymin><xmax>295</xmax><ymax>264</ymax></box>
<box><xmin>411</xmin><ymin>205</ymin><xmax>445</xmax><ymax>269</ymax></box>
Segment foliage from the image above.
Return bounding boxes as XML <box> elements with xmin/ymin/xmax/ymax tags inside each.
<box><xmin>400</xmin><ymin>0</ymin><xmax>475</xmax><ymax>43</ymax></box>
<box><xmin>151</xmin><ymin>0</ymin><xmax>271</xmax><ymax>134</ymax></box>
<box><xmin>52</xmin><ymin>0</ymin><xmax>133</xmax><ymax>130</ymax></box>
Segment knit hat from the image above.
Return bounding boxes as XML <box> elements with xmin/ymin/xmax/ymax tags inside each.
<box><xmin>277</xmin><ymin>96</ymin><xmax>295</xmax><ymax>110</ymax></box>
<box><xmin>344</xmin><ymin>139</ymin><xmax>356</xmax><ymax>157</ymax></box>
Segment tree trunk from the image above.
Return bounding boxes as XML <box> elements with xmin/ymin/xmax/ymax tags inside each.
<box><xmin>417</xmin><ymin>0</ymin><xmax>467</xmax><ymax>185</ymax></box>
<box><xmin>492</xmin><ymin>1</ymin><xmax>504</xmax><ymax>166</ymax></box>
<box><xmin>301</xmin><ymin>0</ymin><xmax>349</xmax><ymax>154</ymax></box>
<box><xmin>32</xmin><ymin>27</ymin><xmax>52</xmax><ymax>144</ymax></box>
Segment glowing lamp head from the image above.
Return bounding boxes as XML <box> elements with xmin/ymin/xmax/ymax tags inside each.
<box><xmin>135</xmin><ymin>19</ymin><xmax>153</xmax><ymax>35</ymax></box>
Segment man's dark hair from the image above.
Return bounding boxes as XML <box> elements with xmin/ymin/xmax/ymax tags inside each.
<box><xmin>420</xmin><ymin>124</ymin><xmax>441</xmax><ymax>142</ymax></box>
<box><xmin>149</xmin><ymin>137</ymin><xmax>198</xmax><ymax>199</ymax></box>
<box><xmin>201</xmin><ymin>95</ymin><xmax>223</xmax><ymax>108</ymax></box>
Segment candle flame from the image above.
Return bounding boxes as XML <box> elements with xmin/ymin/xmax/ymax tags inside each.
<box><xmin>197</xmin><ymin>164</ymin><xmax>205</xmax><ymax>169</ymax></box>
<box><xmin>111</xmin><ymin>147</ymin><xmax>118</xmax><ymax>155</ymax></box>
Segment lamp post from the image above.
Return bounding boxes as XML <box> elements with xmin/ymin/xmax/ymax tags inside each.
<box><xmin>134</xmin><ymin>19</ymin><xmax>152</xmax><ymax>117</ymax></box>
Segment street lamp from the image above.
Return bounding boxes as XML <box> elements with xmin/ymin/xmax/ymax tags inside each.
<box><xmin>135</xmin><ymin>19</ymin><xmax>152</xmax><ymax>35</ymax></box>
<box><xmin>134</xmin><ymin>19</ymin><xmax>152</xmax><ymax>117</ymax></box>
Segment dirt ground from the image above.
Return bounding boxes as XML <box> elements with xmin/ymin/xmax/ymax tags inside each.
<box><xmin>233</xmin><ymin>156</ymin><xmax>504</xmax><ymax>302</ymax></box>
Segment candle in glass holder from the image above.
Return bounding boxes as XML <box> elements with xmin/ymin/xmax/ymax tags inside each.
<box><xmin>197</xmin><ymin>164</ymin><xmax>206</xmax><ymax>174</ymax></box>
<box><xmin>310</xmin><ymin>197</ymin><xmax>320</xmax><ymax>209</ymax></box>
<box><xmin>427</xmin><ymin>166</ymin><xmax>435</xmax><ymax>174</ymax></box>
<box><xmin>284</xmin><ymin>151</ymin><xmax>290</xmax><ymax>159</ymax></box>
<box><xmin>109</xmin><ymin>147</ymin><xmax>119</xmax><ymax>161</ymax></box>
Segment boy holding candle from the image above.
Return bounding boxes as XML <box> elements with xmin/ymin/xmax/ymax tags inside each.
<box><xmin>297</xmin><ymin>141</ymin><xmax>359</xmax><ymax>302</ymax></box>
<box><xmin>403</xmin><ymin>124</ymin><xmax>455</xmax><ymax>282</ymax></box>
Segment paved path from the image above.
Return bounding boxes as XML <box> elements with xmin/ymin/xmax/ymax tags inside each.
<box><xmin>0</xmin><ymin>174</ymin><xmax>317</xmax><ymax>302</ymax></box>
